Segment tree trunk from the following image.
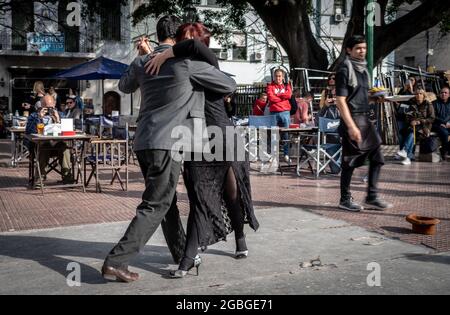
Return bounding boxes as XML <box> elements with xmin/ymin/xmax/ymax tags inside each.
<box><xmin>374</xmin><ymin>0</ymin><xmax>450</xmax><ymax>66</ymax></box>
<box><xmin>248</xmin><ymin>0</ymin><xmax>329</xmax><ymax>79</ymax></box>
<box><xmin>330</xmin><ymin>0</ymin><xmax>450</xmax><ymax>71</ymax></box>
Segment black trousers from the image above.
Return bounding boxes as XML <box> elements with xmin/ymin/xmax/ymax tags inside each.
<box><xmin>340</xmin><ymin>115</ymin><xmax>385</xmax><ymax>202</ymax></box>
<box><xmin>340</xmin><ymin>153</ymin><xmax>383</xmax><ymax>202</ymax></box>
<box><xmin>105</xmin><ymin>150</ymin><xmax>186</xmax><ymax>269</ymax></box>
<box><xmin>432</xmin><ymin>124</ymin><xmax>450</xmax><ymax>156</ymax></box>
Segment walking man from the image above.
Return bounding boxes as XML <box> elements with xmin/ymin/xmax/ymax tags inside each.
<box><xmin>335</xmin><ymin>35</ymin><xmax>393</xmax><ymax>212</ymax></box>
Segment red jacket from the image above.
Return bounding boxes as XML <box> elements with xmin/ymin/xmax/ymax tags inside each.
<box><xmin>266</xmin><ymin>83</ymin><xmax>292</xmax><ymax>113</ymax></box>
<box><xmin>252</xmin><ymin>99</ymin><xmax>267</xmax><ymax>116</ymax></box>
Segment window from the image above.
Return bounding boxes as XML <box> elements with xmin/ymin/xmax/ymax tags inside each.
<box><xmin>11</xmin><ymin>1</ymin><xmax>34</xmax><ymax>50</ymax></box>
<box><xmin>334</xmin><ymin>0</ymin><xmax>347</xmax><ymax>15</ymax></box>
<box><xmin>206</xmin><ymin>0</ymin><xmax>219</xmax><ymax>6</ymax></box>
<box><xmin>212</xmin><ymin>48</ymin><xmax>228</xmax><ymax>60</ymax></box>
<box><xmin>404</xmin><ymin>56</ymin><xmax>416</xmax><ymax>68</ymax></box>
<box><xmin>266</xmin><ymin>46</ymin><xmax>279</xmax><ymax>62</ymax></box>
<box><xmin>100</xmin><ymin>3</ymin><xmax>122</xmax><ymax>41</ymax></box>
<box><xmin>232</xmin><ymin>34</ymin><xmax>247</xmax><ymax>61</ymax></box>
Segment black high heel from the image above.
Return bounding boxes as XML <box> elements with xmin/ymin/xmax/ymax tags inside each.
<box><xmin>235</xmin><ymin>237</ymin><xmax>248</xmax><ymax>259</ymax></box>
<box><xmin>169</xmin><ymin>255</ymin><xmax>202</xmax><ymax>278</ymax></box>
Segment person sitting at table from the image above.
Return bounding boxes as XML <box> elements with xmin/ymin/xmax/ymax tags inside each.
<box><xmin>64</xmin><ymin>96</ymin><xmax>84</xmax><ymax>130</ymax></box>
<box><xmin>64</xmin><ymin>97</ymin><xmax>83</xmax><ymax>120</ymax></box>
<box><xmin>252</xmin><ymin>93</ymin><xmax>268</xmax><ymax>116</ymax></box>
<box><xmin>292</xmin><ymin>90</ymin><xmax>313</xmax><ymax>124</ymax></box>
<box><xmin>25</xmin><ymin>94</ymin><xmax>74</xmax><ymax>184</ymax></box>
<box><xmin>320</xmin><ymin>73</ymin><xmax>337</xmax><ymax>109</ymax></box>
<box><xmin>22</xmin><ymin>81</ymin><xmax>46</xmax><ymax>115</ymax></box>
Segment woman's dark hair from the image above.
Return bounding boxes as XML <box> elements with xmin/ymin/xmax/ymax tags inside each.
<box><xmin>157</xmin><ymin>15</ymin><xmax>182</xmax><ymax>42</ymax></box>
<box><xmin>328</xmin><ymin>73</ymin><xmax>336</xmax><ymax>81</ymax></box>
<box><xmin>176</xmin><ymin>22</ymin><xmax>211</xmax><ymax>47</ymax></box>
<box><xmin>345</xmin><ymin>35</ymin><xmax>366</xmax><ymax>50</ymax></box>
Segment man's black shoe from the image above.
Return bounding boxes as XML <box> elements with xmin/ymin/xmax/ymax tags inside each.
<box><xmin>339</xmin><ymin>198</ymin><xmax>363</xmax><ymax>212</ymax></box>
<box><xmin>364</xmin><ymin>198</ymin><xmax>393</xmax><ymax>211</ymax></box>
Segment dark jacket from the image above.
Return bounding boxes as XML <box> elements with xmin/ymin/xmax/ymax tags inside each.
<box><xmin>119</xmin><ymin>45</ymin><xmax>237</xmax><ymax>153</ymax></box>
<box><xmin>407</xmin><ymin>100</ymin><xmax>435</xmax><ymax>129</ymax></box>
<box><xmin>432</xmin><ymin>98</ymin><xmax>450</xmax><ymax>126</ymax></box>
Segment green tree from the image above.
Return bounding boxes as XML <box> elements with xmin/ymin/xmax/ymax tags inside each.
<box><xmin>132</xmin><ymin>0</ymin><xmax>450</xmax><ymax>71</ymax></box>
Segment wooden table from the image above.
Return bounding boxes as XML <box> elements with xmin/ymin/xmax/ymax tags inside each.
<box><xmin>25</xmin><ymin>134</ymin><xmax>92</xmax><ymax>195</ymax></box>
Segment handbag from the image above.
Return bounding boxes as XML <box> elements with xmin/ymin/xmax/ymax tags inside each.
<box><xmin>420</xmin><ymin>136</ymin><xmax>439</xmax><ymax>154</ymax></box>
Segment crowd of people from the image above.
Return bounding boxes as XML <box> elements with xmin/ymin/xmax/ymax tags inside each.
<box><xmin>395</xmin><ymin>82</ymin><xmax>450</xmax><ymax>164</ymax></box>
<box><xmin>251</xmin><ymin>69</ymin><xmax>340</xmax><ymax>164</ymax></box>
<box><xmin>250</xmin><ymin>62</ymin><xmax>450</xmax><ymax>167</ymax></box>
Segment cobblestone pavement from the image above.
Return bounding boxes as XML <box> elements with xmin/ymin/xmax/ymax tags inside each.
<box><xmin>0</xmin><ymin>139</ymin><xmax>449</xmax><ymax>252</ymax></box>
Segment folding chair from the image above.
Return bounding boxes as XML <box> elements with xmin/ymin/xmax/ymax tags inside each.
<box><xmin>299</xmin><ymin>117</ymin><xmax>342</xmax><ymax>178</ymax></box>
<box><xmin>84</xmin><ymin>123</ymin><xmax>129</xmax><ymax>193</ymax></box>
<box><xmin>247</xmin><ymin>115</ymin><xmax>278</xmax><ymax>163</ymax></box>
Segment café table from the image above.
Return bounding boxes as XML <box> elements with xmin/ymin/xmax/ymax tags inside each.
<box><xmin>25</xmin><ymin>133</ymin><xmax>92</xmax><ymax>195</ymax></box>
<box><xmin>7</xmin><ymin>127</ymin><xmax>27</xmax><ymax>167</ymax></box>
<box><xmin>279</xmin><ymin>126</ymin><xmax>319</xmax><ymax>176</ymax></box>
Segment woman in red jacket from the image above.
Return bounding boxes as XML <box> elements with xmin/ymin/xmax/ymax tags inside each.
<box><xmin>266</xmin><ymin>69</ymin><xmax>293</xmax><ymax>161</ymax></box>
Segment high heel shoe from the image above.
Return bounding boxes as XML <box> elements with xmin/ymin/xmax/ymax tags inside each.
<box><xmin>235</xmin><ymin>237</ymin><xmax>248</xmax><ymax>259</ymax></box>
<box><xmin>235</xmin><ymin>250</ymin><xmax>249</xmax><ymax>259</ymax></box>
<box><xmin>169</xmin><ymin>255</ymin><xmax>202</xmax><ymax>278</ymax></box>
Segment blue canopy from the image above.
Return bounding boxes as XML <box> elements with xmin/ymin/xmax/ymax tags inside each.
<box><xmin>53</xmin><ymin>56</ymin><xmax>128</xmax><ymax>80</ymax></box>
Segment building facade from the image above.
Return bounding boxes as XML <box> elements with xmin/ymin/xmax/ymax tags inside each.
<box><xmin>0</xmin><ymin>0</ymin><xmax>135</xmax><ymax>115</ymax></box>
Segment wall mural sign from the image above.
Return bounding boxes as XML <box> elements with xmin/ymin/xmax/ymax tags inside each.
<box><xmin>27</xmin><ymin>32</ymin><xmax>65</xmax><ymax>53</ymax></box>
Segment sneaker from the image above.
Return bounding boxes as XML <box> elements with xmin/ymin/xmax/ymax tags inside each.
<box><xmin>396</xmin><ymin>150</ymin><xmax>408</xmax><ymax>159</ymax></box>
<box><xmin>339</xmin><ymin>198</ymin><xmax>364</xmax><ymax>212</ymax></box>
<box><xmin>401</xmin><ymin>158</ymin><xmax>411</xmax><ymax>165</ymax></box>
<box><xmin>365</xmin><ymin>198</ymin><xmax>393</xmax><ymax>211</ymax></box>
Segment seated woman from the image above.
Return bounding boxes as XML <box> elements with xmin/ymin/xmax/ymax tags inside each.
<box><xmin>320</xmin><ymin>73</ymin><xmax>336</xmax><ymax>109</ymax></box>
<box><xmin>291</xmin><ymin>90</ymin><xmax>312</xmax><ymax>125</ymax></box>
<box><xmin>398</xmin><ymin>89</ymin><xmax>435</xmax><ymax>165</ymax></box>
<box><xmin>319</xmin><ymin>73</ymin><xmax>340</xmax><ymax>120</ymax></box>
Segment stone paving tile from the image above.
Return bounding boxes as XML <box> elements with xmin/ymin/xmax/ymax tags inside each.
<box><xmin>0</xmin><ymin>139</ymin><xmax>449</xmax><ymax>252</ymax></box>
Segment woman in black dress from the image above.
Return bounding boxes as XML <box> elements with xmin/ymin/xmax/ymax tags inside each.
<box><xmin>147</xmin><ymin>23</ymin><xmax>259</xmax><ymax>277</ymax></box>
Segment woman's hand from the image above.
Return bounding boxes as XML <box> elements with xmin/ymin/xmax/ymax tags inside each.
<box><xmin>145</xmin><ymin>48</ymin><xmax>175</xmax><ymax>75</ymax></box>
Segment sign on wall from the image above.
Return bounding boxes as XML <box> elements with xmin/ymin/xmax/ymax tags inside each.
<box><xmin>27</xmin><ymin>33</ymin><xmax>65</xmax><ymax>53</ymax></box>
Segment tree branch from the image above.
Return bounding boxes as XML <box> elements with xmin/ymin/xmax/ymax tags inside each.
<box><xmin>374</xmin><ymin>0</ymin><xmax>450</xmax><ymax>64</ymax></box>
